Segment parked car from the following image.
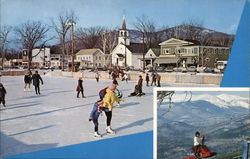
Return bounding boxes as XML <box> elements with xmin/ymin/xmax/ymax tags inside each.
<box><xmin>181</xmin><ymin>67</ymin><xmax>187</xmax><ymax>73</ymax></box>
<box><xmin>173</xmin><ymin>67</ymin><xmax>182</xmax><ymax>72</ymax></box>
<box><xmin>204</xmin><ymin>67</ymin><xmax>214</xmax><ymax>73</ymax></box>
<box><xmin>155</xmin><ymin>67</ymin><xmax>165</xmax><ymax>72</ymax></box>
<box><xmin>164</xmin><ymin>67</ymin><xmax>174</xmax><ymax>72</ymax></box>
<box><xmin>196</xmin><ymin>66</ymin><xmax>205</xmax><ymax>73</ymax></box>
<box><xmin>187</xmin><ymin>66</ymin><xmax>197</xmax><ymax>72</ymax></box>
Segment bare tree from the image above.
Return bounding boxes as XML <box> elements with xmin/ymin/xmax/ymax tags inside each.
<box><xmin>15</xmin><ymin>21</ymin><xmax>50</xmax><ymax>70</ymax></box>
<box><xmin>134</xmin><ymin>15</ymin><xmax>157</xmax><ymax>71</ymax></box>
<box><xmin>0</xmin><ymin>25</ymin><xmax>12</xmax><ymax>69</ymax></box>
<box><xmin>75</xmin><ymin>26</ymin><xmax>104</xmax><ymax>49</ymax></box>
<box><xmin>181</xmin><ymin>18</ymin><xmax>204</xmax><ymax>40</ymax></box>
<box><xmin>100</xmin><ymin>28</ymin><xmax>118</xmax><ymax>53</ymax></box>
<box><xmin>51</xmin><ymin>11</ymin><xmax>78</xmax><ymax>71</ymax></box>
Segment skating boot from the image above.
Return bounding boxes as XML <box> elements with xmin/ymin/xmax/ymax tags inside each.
<box><xmin>106</xmin><ymin>126</ymin><xmax>115</xmax><ymax>134</ymax></box>
<box><xmin>94</xmin><ymin>131</ymin><xmax>102</xmax><ymax>138</ymax></box>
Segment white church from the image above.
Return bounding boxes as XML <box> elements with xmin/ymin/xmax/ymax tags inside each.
<box><xmin>111</xmin><ymin>17</ymin><xmax>145</xmax><ymax>69</ymax></box>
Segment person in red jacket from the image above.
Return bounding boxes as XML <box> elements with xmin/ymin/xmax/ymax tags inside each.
<box><xmin>137</xmin><ymin>75</ymin><xmax>143</xmax><ymax>95</ymax></box>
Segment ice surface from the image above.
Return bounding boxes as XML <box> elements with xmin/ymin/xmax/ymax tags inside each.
<box><xmin>0</xmin><ymin>75</ymin><xmax>215</xmax><ymax>157</ymax></box>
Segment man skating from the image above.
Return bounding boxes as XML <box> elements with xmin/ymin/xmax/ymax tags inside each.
<box><xmin>32</xmin><ymin>71</ymin><xmax>43</xmax><ymax>95</ymax></box>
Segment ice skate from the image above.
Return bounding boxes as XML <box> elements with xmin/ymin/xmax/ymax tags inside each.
<box><xmin>93</xmin><ymin>132</ymin><xmax>102</xmax><ymax>138</ymax></box>
<box><xmin>106</xmin><ymin>126</ymin><xmax>115</xmax><ymax>134</ymax></box>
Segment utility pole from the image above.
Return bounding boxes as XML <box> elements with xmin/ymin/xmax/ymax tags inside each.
<box><xmin>142</xmin><ymin>32</ymin><xmax>145</xmax><ymax>72</ymax></box>
<box><xmin>66</xmin><ymin>20</ymin><xmax>76</xmax><ymax>72</ymax></box>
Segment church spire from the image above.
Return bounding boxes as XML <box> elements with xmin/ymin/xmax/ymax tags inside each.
<box><xmin>122</xmin><ymin>16</ymin><xmax>126</xmax><ymax>30</ymax></box>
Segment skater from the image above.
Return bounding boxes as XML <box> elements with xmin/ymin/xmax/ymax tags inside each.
<box><xmin>95</xmin><ymin>72</ymin><xmax>100</xmax><ymax>83</ymax></box>
<box><xmin>145</xmin><ymin>73</ymin><xmax>150</xmax><ymax>86</ymax></box>
<box><xmin>123</xmin><ymin>73</ymin><xmax>128</xmax><ymax>83</ymax></box>
<box><xmin>0</xmin><ymin>83</ymin><xmax>7</xmax><ymax>107</ymax></box>
<box><xmin>76</xmin><ymin>77</ymin><xmax>85</xmax><ymax>98</ymax></box>
<box><xmin>102</xmin><ymin>83</ymin><xmax>122</xmax><ymax>134</ymax></box>
<box><xmin>137</xmin><ymin>75</ymin><xmax>143</xmax><ymax>96</ymax></box>
<box><xmin>151</xmin><ymin>72</ymin><xmax>157</xmax><ymax>86</ymax></box>
<box><xmin>24</xmin><ymin>71</ymin><xmax>32</xmax><ymax>91</ymax></box>
<box><xmin>194</xmin><ymin>131</ymin><xmax>204</xmax><ymax>158</ymax></box>
<box><xmin>89</xmin><ymin>100</ymin><xmax>104</xmax><ymax>138</ymax></box>
<box><xmin>156</xmin><ymin>73</ymin><xmax>161</xmax><ymax>87</ymax></box>
<box><xmin>32</xmin><ymin>71</ymin><xmax>43</xmax><ymax>95</ymax></box>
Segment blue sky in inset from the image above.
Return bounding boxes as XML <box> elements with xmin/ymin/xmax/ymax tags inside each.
<box><xmin>1</xmin><ymin>0</ymin><xmax>245</xmax><ymax>34</ymax></box>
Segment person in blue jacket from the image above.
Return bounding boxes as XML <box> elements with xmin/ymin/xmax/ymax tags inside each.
<box><xmin>89</xmin><ymin>100</ymin><xmax>104</xmax><ymax>138</ymax></box>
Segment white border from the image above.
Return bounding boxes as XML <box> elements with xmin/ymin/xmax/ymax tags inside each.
<box><xmin>153</xmin><ymin>87</ymin><xmax>249</xmax><ymax>159</ymax></box>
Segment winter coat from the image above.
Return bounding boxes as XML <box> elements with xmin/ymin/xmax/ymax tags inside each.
<box><xmin>0</xmin><ymin>87</ymin><xmax>6</xmax><ymax>98</ymax></box>
<box><xmin>156</xmin><ymin>74</ymin><xmax>161</xmax><ymax>81</ymax></box>
<box><xmin>32</xmin><ymin>74</ymin><xmax>43</xmax><ymax>86</ymax></box>
<box><xmin>102</xmin><ymin>88</ymin><xmax>121</xmax><ymax>110</ymax></box>
<box><xmin>76</xmin><ymin>79</ymin><xmax>83</xmax><ymax>91</ymax></box>
<box><xmin>194</xmin><ymin>136</ymin><xmax>202</xmax><ymax>146</ymax></box>
<box><xmin>89</xmin><ymin>103</ymin><xmax>101</xmax><ymax>120</ymax></box>
<box><xmin>24</xmin><ymin>75</ymin><xmax>32</xmax><ymax>83</ymax></box>
<box><xmin>138</xmin><ymin>78</ymin><xmax>143</xmax><ymax>87</ymax></box>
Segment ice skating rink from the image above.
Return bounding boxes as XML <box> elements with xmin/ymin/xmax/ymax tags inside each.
<box><xmin>0</xmin><ymin>75</ymin><xmax>154</xmax><ymax>157</ymax></box>
<box><xmin>0</xmin><ymin>75</ymin><xmax>215</xmax><ymax>157</ymax></box>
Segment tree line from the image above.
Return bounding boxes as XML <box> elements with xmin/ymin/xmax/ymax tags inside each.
<box><xmin>0</xmin><ymin>11</ymin><xmax>234</xmax><ymax>70</ymax></box>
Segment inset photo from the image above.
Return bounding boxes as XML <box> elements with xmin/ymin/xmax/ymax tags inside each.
<box><xmin>154</xmin><ymin>87</ymin><xmax>249</xmax><ymax>159</ymax></box>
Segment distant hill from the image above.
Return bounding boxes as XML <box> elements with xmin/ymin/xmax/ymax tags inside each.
<box><xmin>129</xmin><ymin>24</ymin><xmax>234</xmax><ymax>47</ymax></box>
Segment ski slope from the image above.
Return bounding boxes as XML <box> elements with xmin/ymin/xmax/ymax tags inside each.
<box><xmin>0</xmin><ymin>75</ymin><xmax>214</xmax><ymax>157</ymax></box>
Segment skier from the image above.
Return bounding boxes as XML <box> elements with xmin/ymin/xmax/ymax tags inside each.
<box><xmin>156</xmin><ymin>73</ymin><xmax>161</xmax><ymax>87</ymax></box>
<box><xmin>194</xmin><ymin>131</ymin><xmax>204</xmax><ymax>158</ymax></box>
<box><xmin>76</xmin><ymin>77</ymin><xmax>85</xmax><ymax>98</ymax></box>
<box><xmin>137</xmin><ymin>75</ymin><xmax>143</xmax><ymax>96</ymax></box>
<box><xmin>145</xmin><ymin>73</ymin><xmax>150</xmax><ymax>86</ymax></box>
<box><xmin>89</xmin><ymin>100</ymin><xmax>104</xmax><ymax>138</ymax></box>
<box><xmin>95</xmin><ymin>72</ymin><xmax>100</xmax><ymax>83</ymax></box>
<box><xmin>102</xmin><ymin>83</ymin><xmax>122</xmax><ymax>134</ymax></box>
<box><xmin>32</xmin><ymin>71</ymin><xmax>43</xmax><ymax>95</ymax></box>
<box><xmin>24</xmin><ymin>71</ymin><xmax>32</xmax><ymax>91</ymax></box>
<box><xmin>0</xmin><ymin>83</ymin><xmax>7</xmax><ymax>107</ymax></box>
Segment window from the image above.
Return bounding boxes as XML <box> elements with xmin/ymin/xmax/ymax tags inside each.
<box><xmin>99</xmin><ymin>56</ymin><xmax>101</xmax><ymax>60</ymax></box>
<box><xmin>194</xmin><ymin>48</ymin><xmax>198</xmax><ymax>54</ymax></box>
<box><xmin>96</xmin><ymin>56</ymin><xmax>98</xmax><ymax>60</ymax></box>
<box><xmin>163</xmin><ymin>49</ymin><xmax>170</xmax><ymax>54</ymax></box>
<box><xmin>105</xmin><ymin>57</ymin><xmax>108</xmax><ymax>60</ymax></box>
<box><xmin>205</xmin><ymin>58</ymin><xmax>210</xmax><ymax>62</ymax></box>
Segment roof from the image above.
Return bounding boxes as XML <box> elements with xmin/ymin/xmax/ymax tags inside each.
<box><xmin>150</xmin><ymin>48</ymin><xmax>161</xmax><ymax>56</ymax></box>
<box><xmin>127</xmin><ymin>43</ymin><xmax>147</xmax><ymax>54</ymax></box>
<box><xmin>116</xmin><ymin>54</ymin><xmax>124</xmax><ymax>57</ymax></box>
<box><xmin>159</xmin><ymin>38</ymin><xmax>201</xmax><ymax>46</ymax></box>
<box><xmin>183</xmin><ymin>39</ymin><xmax>201</xmax><ymax>46</ymax></box>
<box><xmin>76</xmin><ymin>49</ymin><xmax>102</xmax><ymax>55</ymax></box>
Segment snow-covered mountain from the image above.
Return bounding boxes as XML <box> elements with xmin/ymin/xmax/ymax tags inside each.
<box><xmin>159</xmin><ymin>93</ymin><xmax>249</xmax><ymax>127</ymax></box>
<box><xmin>191</xmin><ymin>94</ymin><xmax>249</xmax><ymax>109</ymax></box>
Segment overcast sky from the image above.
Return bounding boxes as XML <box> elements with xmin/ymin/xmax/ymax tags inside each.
<box><xmin>1</xmin><ymin>0</ymin><xmax>246</xmax><ymax>34</ymax></box>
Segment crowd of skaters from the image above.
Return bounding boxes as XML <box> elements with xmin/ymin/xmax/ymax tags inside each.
<box><xmin>0</xmin><ymin>68</ymin><xmax>161</xmax><ymax>138</ymax></box>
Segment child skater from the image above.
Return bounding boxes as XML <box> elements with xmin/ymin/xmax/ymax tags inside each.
<box><xmin>89</xmin><ymin>100</ymin><xmax>104</xmax><ymax>138</ymax></box>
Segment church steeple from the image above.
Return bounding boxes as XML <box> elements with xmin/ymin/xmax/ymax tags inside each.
<box><xmin>122</xmin><ymin>16</ymin><xmax>126</xmax><ymax>30</ymax></box>
<box><xmin>118</xmin><ymin>16</ymin><xmax>130</xmax><ymax>45</ymax></box>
